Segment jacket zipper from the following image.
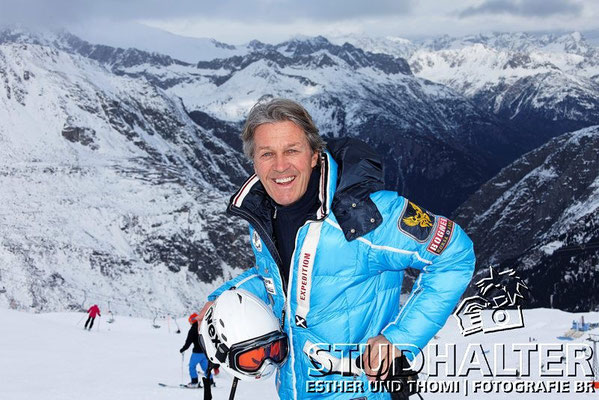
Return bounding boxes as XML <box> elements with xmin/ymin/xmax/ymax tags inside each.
<box><xmin>232</xmin><ymin>206</ymin><xmax>315</xmax><ymax>399</ymax></box>
<box><xmin>283</xmin><ymin>218</ymin><xmax>315</xmax><ymax>400</ymax></box>
<box><xmin>230</xmin><ymin>203</ymin><xmax>327</xmax><ymax>400</ymax></box>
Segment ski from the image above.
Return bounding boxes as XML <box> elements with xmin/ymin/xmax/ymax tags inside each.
<box><xmin>158</xmin><ymin>383</ymin><xmax>202</xmax><ymax>389</ymax></box>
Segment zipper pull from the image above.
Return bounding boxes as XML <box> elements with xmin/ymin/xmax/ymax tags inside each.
<box><xmin>273</xmin><ymin>206</ymin><xmax>278</xmax><ymax>219</ymax></box>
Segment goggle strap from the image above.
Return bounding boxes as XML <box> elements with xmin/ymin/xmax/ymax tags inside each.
<box><xmin>215</xmin><ymin>343</ymin><xmax>229</xmax><ymax>363</ymax></box>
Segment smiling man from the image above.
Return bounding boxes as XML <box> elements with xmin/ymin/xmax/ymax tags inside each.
<box><xmin>252</xmin><ymin>120</ymin><xmax>319</xmax><ymax>207</ymax></box>
<box><xmin>201</xmin><ymin>98</ymin><xmax>475</xmax><ymax>399</ymax></box>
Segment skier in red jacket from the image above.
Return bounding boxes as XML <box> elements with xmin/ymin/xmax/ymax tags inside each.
<box><xmin>84</xmin><ymin>304</ymin><xmax>101</xmax><ymax>330</ymax></box>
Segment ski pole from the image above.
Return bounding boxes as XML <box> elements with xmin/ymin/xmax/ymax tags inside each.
<box><xmin>181</xmin><ymin>352</ymin><xmax>185</xmax><ymax>383</ymax></box>
<box><xmin>204</xmin><ymin>364</ymin><xmax>214</xmax><ymax>400</ymax></box>
<box><xmin>229</xmin><ymin>377</ymin><xmax>239</xmax><ymax>400</ymax></box>
<box><xmin>76</xmin><ymin>314</ymin><xmax>86</xmax><ymax>326</ymax></box>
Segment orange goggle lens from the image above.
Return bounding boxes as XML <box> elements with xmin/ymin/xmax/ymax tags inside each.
<box><xmin>236</xmin><ymin>338</ymin><xmax>287</xmax><ymax>372</ymax></box>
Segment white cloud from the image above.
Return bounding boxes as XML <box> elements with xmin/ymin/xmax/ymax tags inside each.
<box><xmin>141</xmin><ymin>1</ymin><xmax>599</xmax><ymax>44</ymax></box>
<box><xmin>459</xmin><ymin>0</ymin><xmax>583</xmax><ymax>18</ymax></box>
<box><xmin>1</xmin><ymin>0</ymin><xmax>598</xmax><ymax>45</ymax></box>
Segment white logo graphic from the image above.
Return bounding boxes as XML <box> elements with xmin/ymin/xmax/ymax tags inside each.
<box><xmin>252</xmin><ymin>231</ymin><xmax>262</xmax><ymax>252</ymax></box>
<box><xmin>454</xmin><ymin>266</ymin><xmax>528</xmax><ymax>336</ymax></box>
<box><xmin>264</xmin><ymin>277</ymin><xmax>276</xmax><ymax>295</ymax></box>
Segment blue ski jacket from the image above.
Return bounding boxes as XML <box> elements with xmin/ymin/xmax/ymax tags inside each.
<box><xmin>209</xmin><ymin>138</ymin><xmax>475</xmax><ymax>399</ymax></box>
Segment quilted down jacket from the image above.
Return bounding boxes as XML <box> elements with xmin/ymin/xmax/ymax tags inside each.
<box><xmin>209</xmin><ymin>138</ymin><xmax>475</xmax><ymax>399</ymax></box>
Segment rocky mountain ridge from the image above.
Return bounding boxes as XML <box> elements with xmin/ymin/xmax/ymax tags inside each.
<box><xmin>454</xmin><ymin>125</ymin><xmax>599</xmax><ymax>311</ymax></box>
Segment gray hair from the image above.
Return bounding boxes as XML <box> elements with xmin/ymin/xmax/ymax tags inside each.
<box><xmin>241</xmin><ymin>98</ymin><xmax>326</xmax><ymax>158</ymax></box>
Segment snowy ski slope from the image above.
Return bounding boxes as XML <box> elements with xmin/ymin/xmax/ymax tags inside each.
<box><xmin>1</xmin><ymin>307</ymin><xmax>597</xmax><ymax>399</ymax></box>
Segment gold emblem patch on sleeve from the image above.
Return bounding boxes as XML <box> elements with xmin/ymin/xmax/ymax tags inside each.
<box><xmin>398</xmin><ymin>201</ymin><xmax>436</xmax><ymax>242</ymax></box>
<box><xmin>402</xmin><ymin>202</ymin><xmax>433</xmax><ymax>228</ymax></box>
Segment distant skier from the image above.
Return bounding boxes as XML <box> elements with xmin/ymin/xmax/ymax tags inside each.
<box><xmin>180</xmin><ymin>313</ymin><xmax>213</xmax><ymax>388</ymax></box>
<box><xmin>84</xmin><ymin>304</ymin><xmax>101</xmax><ymax>330</ymax></box>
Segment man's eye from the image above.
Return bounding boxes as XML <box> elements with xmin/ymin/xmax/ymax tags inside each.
<box><xmin>261</xmin><ymin>152</ymin><xmax>273</xmax><ymax>158</ymax></box>
<box><xmin>286</xmin><ymin>149</ymin><xmax>298</xmax><ymax>154</ymax></box>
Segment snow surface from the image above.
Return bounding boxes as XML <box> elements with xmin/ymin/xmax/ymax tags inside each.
<box><xmin>0</xmin><ymin>308</ymin><xmax>277</xmax><ymax>400</ymax></box>
<box><xmin>1</xmin><ymin>308</ymin><xmax>597</xmax><ymax>399</ymax></box>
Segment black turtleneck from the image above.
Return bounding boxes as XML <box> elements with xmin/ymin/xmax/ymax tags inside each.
<box><xmin>272</xmin><ymin>166</ymin><xmax>321</xmax><ymax>287</ymax></box>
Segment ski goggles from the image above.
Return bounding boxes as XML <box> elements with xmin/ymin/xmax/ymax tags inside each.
<box><xmin>229</xmin><ymin>331</ymin><xmax>289</xmax><ymax>375</ymax></box>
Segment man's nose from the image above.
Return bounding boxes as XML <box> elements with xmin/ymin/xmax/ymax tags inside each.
<box><xmin>273</xmin><ymin>154</ymin><xmax>290</xmax><ymax>171</ymax></box>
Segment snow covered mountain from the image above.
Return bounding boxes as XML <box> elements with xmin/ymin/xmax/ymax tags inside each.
<box><xmin>3</xmin><ymin>26</ymin><xmax>599</xmax><ymax>316</ymax></box>
<box><xmin>0</xmin><ymin>29</ymin><xmax>253</xmax><ymax>316</ymax></box>
<box><xmin>64</xmin><ymin>32</ymin><xmax>530</xmax><ymax>215</ymax></box>
<box><xmin>328</xmin><ymin>34</ymin><xmax>418</xmax><ymax>60</ymax></box>
<box><xmin>454</xmin><ymin>125</ymin><xmax>599</xmax><ymax>311</ymax></box>
<box><xmin>68</xmin><ymin>22</ymin><xmax>247</xmax><ymax>63</ymax></box>
<box><xmin>44</xmin><ymin>30</ymin><xmax>599</xmax><ymax>215</ymax></box>
<box><xmin>412</xmin><ymin>32</ymin><xmax>599</xmax><ymax>140</ymax></box>
<box><xmin>337</xmin><ymin>31</ymin><xmax>599</xmax><ymax>144</ymax></box>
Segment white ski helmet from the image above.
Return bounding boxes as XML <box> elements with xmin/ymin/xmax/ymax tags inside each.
<box><xmin>199</xmin><ymin>289</ymin><xmax>288</xmax><ymax>381</ymax></box>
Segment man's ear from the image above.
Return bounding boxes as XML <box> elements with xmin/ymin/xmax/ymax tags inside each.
<box><xmin>311</xmin><ymin>151</ymin><xmax>319</xmax><ymax>168</ymax></box>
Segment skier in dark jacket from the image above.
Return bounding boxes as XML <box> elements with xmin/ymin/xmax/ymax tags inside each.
<box><xmin>180</xmin><ymin>313</ymin><xmax>213</xmax><ymax>388</ymax></box>
<box><xmin>84</xmin><ymin>304</ymin><xmax>100</xmax><ymax>330</ymax></box>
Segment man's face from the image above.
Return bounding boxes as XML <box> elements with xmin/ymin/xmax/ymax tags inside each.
<box><xmin>253</xmin><ymin>121</ymin><xmax>319</xmax><ymax>206</ymax></box>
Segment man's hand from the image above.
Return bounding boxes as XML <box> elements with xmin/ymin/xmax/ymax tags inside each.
<box><xmin>362</xmin><ymin>334</ymin><xmax>393</xmax><ymax>381</ymax></box>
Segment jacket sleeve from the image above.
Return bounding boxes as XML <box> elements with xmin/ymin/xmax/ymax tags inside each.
<box><xmin>370</xmin><ymin>194</ymin><xmax>475</xmax><ymax>358</ymax></box>
<box><xmin>181</xmin><ymin>327</ymin><xmax>194</xmax><ymax>352</ymax></box>
<box><xmin>207</xmin><ymin>266</ymin><xmax>268</xmax><ymax>303</ymax></box>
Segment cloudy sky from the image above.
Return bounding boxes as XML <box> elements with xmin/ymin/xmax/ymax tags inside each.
<box><xmin>1</xmin><ymin>0</ymin><xmax>598</xmax><ymax>44</ymax></box>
